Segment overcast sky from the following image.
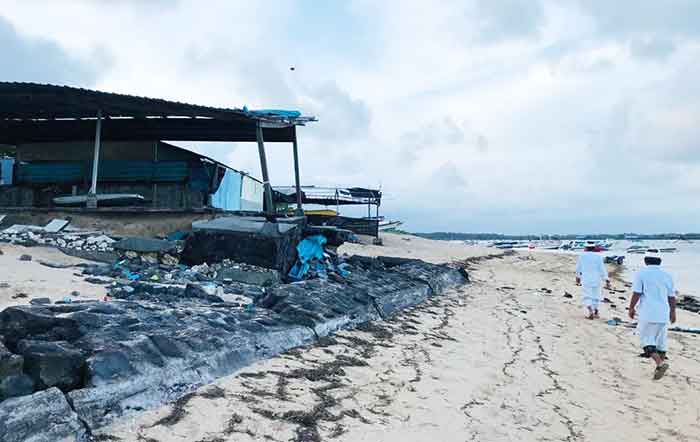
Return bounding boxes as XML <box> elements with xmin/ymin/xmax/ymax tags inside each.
<box><xmin>1</xmin><ymin>1</ymin><xmax>699</xmax><ymax>234</ymax></box>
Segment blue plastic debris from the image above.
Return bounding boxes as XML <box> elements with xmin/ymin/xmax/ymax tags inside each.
<box><xmin>288</xmin><ymin>235</ymin><xmax>328</xmax><ymax>281</ymax></box>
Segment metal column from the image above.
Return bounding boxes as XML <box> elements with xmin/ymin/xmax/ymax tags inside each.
<box><xmin>87</xmin><ymin>110</ymin><xmax>103</xmax><ymax>208</ymax></box>
<box><xmin>256</xmin><ymin>123</ymin><xmax>275</xmax><ymax>217</ymax></box>
<box><xmin>292</xmin><ymin>125</ymin><xmax>304</xmax><ymax>216</ymax></box>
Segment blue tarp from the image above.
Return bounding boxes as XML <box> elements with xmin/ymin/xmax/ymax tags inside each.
<box><xmin>211</xmin><ymin>169</ymin><xmax>243</xmax><ymax>211</ymax></box>
<box><xmin>288</xmin><ymin>235</ymin><xmax>328</xmax><ymax>281</ymax></box>
<box><xmin>0</xmin><ymin>159</ymin><xmax>14</xmax><ymax>185</ymax></box>
<box><xmin>247</xmin><ymin>109</ymin><xmax>302</xmax><ymax>119</ymax></box>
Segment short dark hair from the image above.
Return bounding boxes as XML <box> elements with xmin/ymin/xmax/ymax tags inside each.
<box><xmin>644</xmin><ymin>257</ymin><xmax>662</xmax><ymax>266</ymax></box>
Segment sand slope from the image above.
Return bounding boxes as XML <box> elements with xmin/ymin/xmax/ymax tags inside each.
<box><xmin>99</xmin><ymin>246</ymin><xmax>700</xmax><ymax>442</ymax></box>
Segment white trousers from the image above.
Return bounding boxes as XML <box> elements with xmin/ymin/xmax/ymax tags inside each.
<box><xmin>637</xmin><ymin>322</ymin><xmax>668</xmax><ymax>352</ymax></box>
<box><xmin>581</xmin><ymin>285</ymin><xmax>602</xmax><ymax>309</ymax></box>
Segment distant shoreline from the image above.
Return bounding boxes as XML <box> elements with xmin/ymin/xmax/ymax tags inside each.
<box><xmin>413</xmin><ymin>232</ymin><xmax>700</xmax><ymax>241</ymax></box>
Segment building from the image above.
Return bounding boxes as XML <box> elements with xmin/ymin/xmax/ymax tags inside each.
<box><xmin>1</xmin><ymin>139</ymin><xmax>263</xmax><ymax>210</ymax></box>
<box><xmin>0</xmin><ymin>82</ymin><xmax>315</xmax><ymax>213</ymax></box>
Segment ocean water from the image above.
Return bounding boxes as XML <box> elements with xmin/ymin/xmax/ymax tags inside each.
<box><xmin>609</xmin><ymin>240</ymin><xmax>700</xmax><ymax>298</ymax></box>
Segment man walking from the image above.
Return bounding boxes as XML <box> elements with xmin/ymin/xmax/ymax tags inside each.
<box><xmin>629</xmin><ymin>249</ymin><xmax>676</xmax><ymax>380</ymax></box>
<box><xmin>575</xmin><ymin>243</ymin><xmax>610</xmax><ymax>319</ymax></box>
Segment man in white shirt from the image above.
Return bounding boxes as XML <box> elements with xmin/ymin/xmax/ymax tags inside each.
<box><xmin>629</xmin><ymin>249</ymin><xmax>677</xmax><ymax>380</ymax></box>
<box><xmin>575</xmin><ymin>243</ymin><xmax>610</xmax><ymax>319</ymax></box>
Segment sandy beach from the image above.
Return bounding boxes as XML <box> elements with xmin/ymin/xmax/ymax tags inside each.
<box><xmin>0</xmin><ymin>243</ymin><xmax>106</xmax><ymax>309</ymax></box>
<box><xmin>92</xmin><ymin>236</ymin><xmax>700</xmax><ymax>442</ymax></box>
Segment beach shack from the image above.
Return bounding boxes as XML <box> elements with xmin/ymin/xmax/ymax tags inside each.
<box><xmin>0</xmin><ymin>82</ymin><xmax>315</xmax><ymax>213</ymax></box>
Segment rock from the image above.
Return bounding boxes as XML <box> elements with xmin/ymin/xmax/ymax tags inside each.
<box><xmin>160</xmin><ymin>253</ymin><xmax>179</xmax><ymax>266</ymax></box>
<box><xmin>30</xmin><ymin>297</ymin><xmax>52</xmax><ymax>305</ymax></box>
<box><xmin>38</xmin><ymin>260</ymin><xmax>74</xmax><ymax>269</ymax></box>
<box><xmin>0</xmin><ymin>341</ymin><xmax>24</xmax><ymax>378</ymax></box>
<box><xmin>184</xmin><ymin>283</ymin><xmax>225</xmax><ymax>303</ymax></box>
<box><xmin>0</xmin><ymin>306</ymin><xmax>83</xmax><ymax>347</ymax></box>
<box><xmin>19</xmin><ymin>254</ymin><xmax>32</xmax><ymax>261</ymax></box>
<box><xmin>0</xmin><ymin>387</ymin><xmax>86</xmax><ymax>442</ymax></box>
<box><xmin>217</xmin><ymin>267</ymin><xmax>280</xmax><ymax>287</ymax></box>
<box><xmin>17</xmin><ymin>340</ymin><xmax>86</xmax><ymax>391</ymax></box>
<box><xmin>0</xmin><ymin>374</ymin><xmax>35</xmax><ymax>400</ymax></box>
<box><xmin>113</xmin><ymin>237</ymin><xmax>177</xmax><ymax>254</ymax></box>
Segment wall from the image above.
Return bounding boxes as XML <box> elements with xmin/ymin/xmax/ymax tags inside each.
<box><xmin>16</xmin><ymin>141</ymin><xmax>199</xmax><ymax>162</ymax></box>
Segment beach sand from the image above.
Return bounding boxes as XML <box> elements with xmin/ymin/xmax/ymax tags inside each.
<box><xmin>0</xmin><ymin>243</ymin><xmax>106</xmax><ymax>309</ymax></box>
<box><xmin>96</xmin><ymin>236</ymin><xmax>700</xmax><ymax>442</ymax></box>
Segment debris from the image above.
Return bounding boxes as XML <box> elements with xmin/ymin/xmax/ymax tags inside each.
<box><xmin>29</xmin><ymin>298</ymin><xmax>51</xmax><ymax>305</ymax></box>
<box><xmin>38</xmin><ymin>260</ymin><xmax>74</xmax><ymax>269</ymax></box>
<box><xmin>11</xmin><ymin>293</ymin><xmax>27</xmax><ymax>299</ymax></box>
<box><xmin>563</xmin><ymin>292</ymin><xmax>573</xmax><ymax>299</ymax></box>
<box><xmin>607</xmin><ymin>318</ymin><xmax>622</xmax><ymax>326</ymax></box>
<box><xmin>42</xmin><ymin>219</ymin><xmax>70</xmax><ymax>233</ymax></box>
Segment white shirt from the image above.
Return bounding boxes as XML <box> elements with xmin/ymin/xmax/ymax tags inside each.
<box><xmin>632</xmin><ymin>266</ymin><xmax>675</xmax><ymax>324</ymax></box>
<box><xmin>575</xmin><ymin>251</ymin><xmax>608</xmax><ymax>287</ymax></box>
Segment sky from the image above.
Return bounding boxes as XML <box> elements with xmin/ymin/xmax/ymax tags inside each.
<box><xmin>1</xmin><ymin>0</ymin><xmax>699</xmax><ymax>234</ymax></box>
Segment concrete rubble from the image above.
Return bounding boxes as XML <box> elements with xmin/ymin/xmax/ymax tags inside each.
<box><xmin>0</xmin><ymin>216</ymin><xmax>470</xmax><ymax>441</ymax></box>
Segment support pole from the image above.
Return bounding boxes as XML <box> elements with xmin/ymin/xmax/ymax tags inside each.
<box><xmin>292</xmin><ymin>125</ymin><xmax>304</xmax><ymax>216</ymax></box>
<box><xmin>87</xmin><ymin>109</ymin><xmax>102</xmax><ymax>208</ymax></box>
<box><xmin>256</xmin><ymin>123</ymin><xmax>275</xmax><ymax>217</ymax></box>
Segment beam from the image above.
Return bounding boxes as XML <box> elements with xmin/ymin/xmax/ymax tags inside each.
<box><xmin>88</xmin><ymin>110</ymin><xmax>102</xmax><ymax>208</ymax></box>
<box><xmin>292</xmin><ymin>126</ymin><xmax>303</xmax><ymax>216</ymax></box>
<box><xmin>256</xmin><ymin>122</ymin><xmax>275</xmax><ymax>217</ymax></box>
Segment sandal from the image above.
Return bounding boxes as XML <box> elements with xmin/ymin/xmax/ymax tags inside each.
<box><xmin>653</xmin><ymin>363</ymin><xmax>669</xmax><ymax>380</ymax></box>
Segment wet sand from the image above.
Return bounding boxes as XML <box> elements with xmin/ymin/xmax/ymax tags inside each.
<box><xmin>98</xmin><ymin>241</ymin><xmax>700</xmax><ymax>442</ymax></box>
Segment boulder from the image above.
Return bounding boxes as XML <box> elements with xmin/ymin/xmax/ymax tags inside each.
<box><xmin>0</xmin><ymin>387</ymin><xmax>86</xmax><ymax>442</ymax></box>
<box><xmin>17</xmin><ymin>340</ymin><xmax>86</xmax><ymax>391</ymax></box>
<box><xmin>0</xmin><ymin>374</ymin><xmax>35</xmax><ymax>400</ymax></box>
<box><xmin>0</xmin><ymin>341</ymin><xmax>23</xmax><ymax>378</ymax></box>
<box><xmin>0</xmin><ymin>306</ymin><xmax>83</xmax><ymax>347</ymax></box>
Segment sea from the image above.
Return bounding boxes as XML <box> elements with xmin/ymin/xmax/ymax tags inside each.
<box><xmin>609</xmin><ymin>240</ymin><xmax>700</xmax><ymax>298</ymax></box>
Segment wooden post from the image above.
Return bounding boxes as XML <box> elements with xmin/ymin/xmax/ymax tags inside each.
<box><xmin>292</xmin><ymin>126</ymin><xmax>304</xmax><ymax>216</ymax></box>
<box><xmin>87</xmin><ymin>109</ymin><xmax>102</xmax><ymax>208</ymax></box>
<box><xmin>256</xmin><ymin>123</ymin><xmax>275</xmax><ymax>216</ymax></box>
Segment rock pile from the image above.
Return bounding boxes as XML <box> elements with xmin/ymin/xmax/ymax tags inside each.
<box><xmin>0</xmin><ymin>255</ymin><xmax>467</xmax><ymax>441</ymax></box>
<box><xmin>0</xmin><ymin>228</ymin><xmax>117</xmax><ymax>253</ymax></box>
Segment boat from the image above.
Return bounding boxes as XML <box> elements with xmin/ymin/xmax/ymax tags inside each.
<box><xmin>378</xmin><ymin>220</ymin><xmax>403</xmax><ymax>231</ymax></box>
<box><xmin>304</xmin><ymin>209</ymin><xmax>338</xmax><ymax>216</ymax></box>
<box><xmin>53</xmin><ymin>194</ymin><xmax>146</xmax><ymax>206</ymax></box>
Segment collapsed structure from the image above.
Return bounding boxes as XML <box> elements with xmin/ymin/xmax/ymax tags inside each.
<box><xmin>0</xmin><ymin>82</ymin><xmax>314</xmax><ymax>213</ymax></box>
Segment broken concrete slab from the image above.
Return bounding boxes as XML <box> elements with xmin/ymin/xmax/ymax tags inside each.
<box><xmin>183</xmin><ymin>216</ymin><xmax>303</xmax><ymax>274</ymax></box>
<box><xmin>112</xmin><ymin>237</ymin><xmax>177</xmax><ymax>254</ymax></box>
<box><xmin>43</xmin><ymin>219</ymin><xmax>70</xmax><ymax>233</ymax></box>
<box><xmin>0</xmin><ymin>387</ymin><xmax>86</xmax><ymax>442</ymax></box>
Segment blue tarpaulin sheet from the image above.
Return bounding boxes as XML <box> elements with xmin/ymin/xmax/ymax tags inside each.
<box><xmin>249</xmin><ymin>109</ymin><xmax>302</xmax><ymax>118</ymax></box>
<box><xmin>211</xmin><ymin>169</ymin><xmax>243</xmax><ymax>211</ymax></box>
<box><xmin>288</xmin><ymin>235</ymin><xmax>327</xmax><ymax>280</ymax></box>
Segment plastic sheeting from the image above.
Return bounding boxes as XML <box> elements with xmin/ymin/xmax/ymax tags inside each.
<box><xmin>0</xmin><ymin>159</ymin><xmax>13</xmax><ymax>185</ymax></box>
<box><xmin>288</xmin><ymin>235</ymin><xmax>327</xmax><ymax>280</ymax></box>
<box><xmin>211</xmin><ymin>169</ymin><xmax>242</xmax><ymax>211</ymax></box>
<box><xmin>241</xmin><ymin>175</ymin><xmax>264</xmax><ymax>211</ymax></box>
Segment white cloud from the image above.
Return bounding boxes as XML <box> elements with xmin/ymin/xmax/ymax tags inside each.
<box><xmin>1</xmin><ymin>0</ymin><xmax>699</xmax><ymax>233</ymax></box>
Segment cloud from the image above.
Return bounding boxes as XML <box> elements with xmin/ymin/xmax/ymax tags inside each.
<box><xmin>473</xmin><ymin>0</ymin><xmax>545</xmax><ymax>42</ymax></box>
<box><xmin>1</xmin><ymin>1</ymin><xmax>699</xmax><ymax>234</ymax></box>
<box><xmin>0</xmin><ymin>15</ymin><xmax>105</xmax><ymax>85</ymax></box>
